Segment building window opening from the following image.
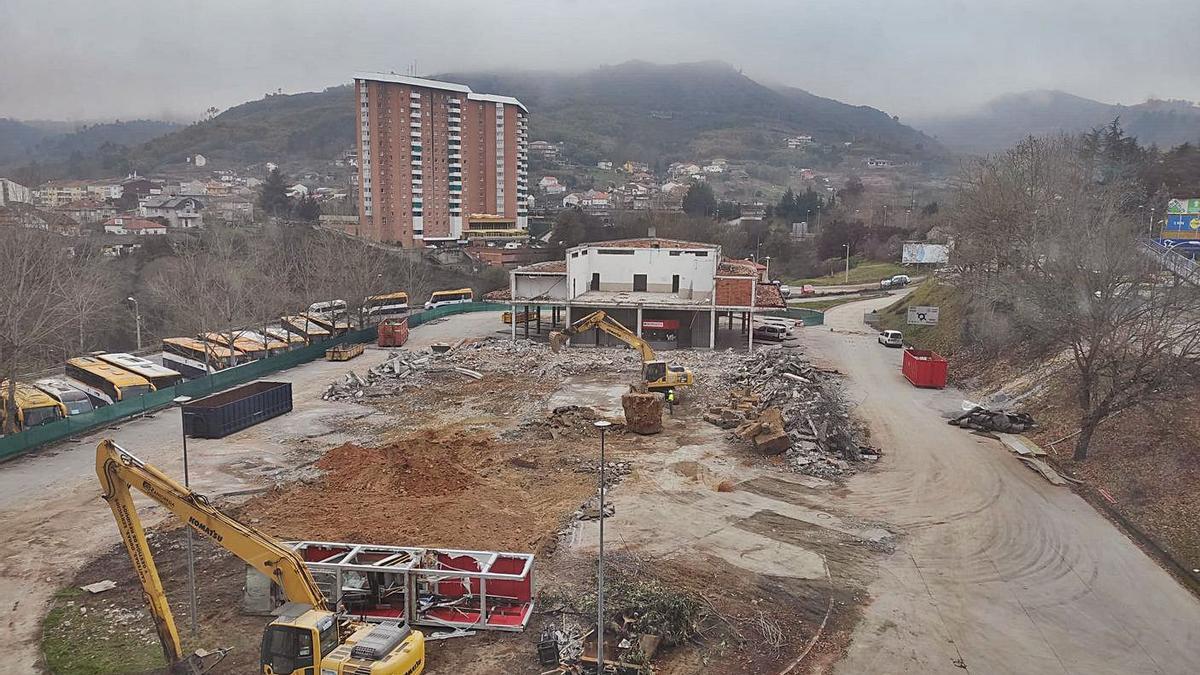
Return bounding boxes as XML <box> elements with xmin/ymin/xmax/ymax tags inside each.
<box><xmin>633</xmin><ymin>274</ymin><xmax>648</xmax><ymax>292</ymax></box>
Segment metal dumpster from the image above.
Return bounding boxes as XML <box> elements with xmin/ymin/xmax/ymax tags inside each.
<box><xmin>182</xmin><ymin>381</ymin><xmax>292</xmax><ymax>439</ymax></box>
<box><xmin>378</xmin><ymin>318</ymin><xmax>410</xmax><ymax>347</ymax></box>
<box><xmin>902</xmin><ymin>348</ymin><xmax>948</xmax><ymax>389</ymax></box>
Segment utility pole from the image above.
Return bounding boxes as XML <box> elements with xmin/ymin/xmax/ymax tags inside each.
<box><xmin>127</xmin><ymin>296</ymin><xmax>141</xmax><ymax>351</ymax></box>
<box><xmin>172</xmin><ymin>396</ymin><xmax>198</xmax><ymax>636</ymax></box>
<box><xmin>593</xmin><ymin>420</ymin><xmax>612</xmax><ymax>672</ymax></box>
<box><xmin>844</xmin><ymin>243</ymin><xmax>851</xmax><ymax>283</ymax></box>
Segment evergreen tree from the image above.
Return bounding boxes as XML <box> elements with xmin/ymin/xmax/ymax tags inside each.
<box><xmin>294</xmin><ymin>195</ymin><xmax>321</xmax><ymax>222</ymax></box>
<box><xmin>258</xmin><ymin>168</ymin><xmax>290</xmax><ymax>217</ymax></box>
<box><xmin>682</xmin><ymin>183</ymin><xmax>717</xmax><ymax>218</ymax></box>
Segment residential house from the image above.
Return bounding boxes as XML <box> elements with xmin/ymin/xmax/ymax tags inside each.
<box><xmin>0</xmin><ymin>202</ymin><xmax>81</xmax><ymax>235</ymax></box>
<box><xmin>179</xmin><ymin>180</ymin><xmax>208</xmax><ymax>196</ymax></box>
<box><xmin>597</xmin><ymin>161</ymin><xmax>614</xmax><ymax>170</ymax></box>
<box><xmin>0</xmin><ymin>178</ymin><xmax>32</xmax><ymax>206</ymax></box>
<box><xmin>865</xmin><ymin>157</ymin><xmax>896</xmax><ymax>169</ymax></box>
<box><xmin>660</xmin><ymin>181</ymin><xmax>688</xmax><ymax>194</ymax></box>
<box><xmin>562</xmin><ymin>193</ymin><xmax>583</xmax><ymax>208</ymax></box>
<box><xmin>120</xmin><ymin>176</ymin><xmax>163</xmax><ymax>201</ymax></box>
<box><xmin>55</xmin><ymin>198</ymin><xmax>116</xmax><ymax>225</ymax></box>
<box><xmin>668</xmin><ymin>163</ymin><xmax>701</xmax><ymax>178</ymax></box>
<box><xmin>287</xmin><ymin>183</ymin><xmax>309</xmax><ymax>198</ymax></box>
<box><xmin>538</xmin><ymin>176</ymin><xmax>561</xmax><ymax>190</ymax></box>
<box><xmin>140</xmin><ymin>196</ymin><xmax>203</xmax><ymax>228</ymax></box>
<box><xmin>529</xmin><ymin>140</ymin><xmax>560</xmax><ymax>161</ymax></box>
<box><xmin>204</xmin><ymin>197</ymin><xmax>254</xmax><ymax>224</ymax></box>
<box><xmin>785</xmin><ymin>135</ymin><xmax>814</xmax><ymax>149</ymax></box>
<box><xmin>103</xmin><ymin>216</ymin><xmax>167</xmax><ymax>235</ymax></box>
<box><xmin>34</xmin><ymin>180</ymin><xmax>90</xmax><ymax>207</ymax></box>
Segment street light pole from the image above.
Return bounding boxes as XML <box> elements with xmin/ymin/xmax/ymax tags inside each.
<box><xmin>593</xmin><ymin>419</ymin><xmax>612</xmax><ymax>673</ymax></box>
<box><xmin>844</xmin><ymin>243</ymin><xmax>851</xmax><ymax>283</ymax></box>
<box><xmin>127</xmin><ymin>297</ymin><xmax>141</xmax><ymax>351</ymax></box>
<box><xmin>172</xmin><ymin>396</ymin><xmax>198</xmax><ymax>636</ymax></box>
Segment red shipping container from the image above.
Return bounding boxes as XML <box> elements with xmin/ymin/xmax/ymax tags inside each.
<box><xmin>902</xmin><ymin>348</ymin><xmax>948</xmax><ymax>388</ymax></box>
<box><xmin>377</xmin><ymin>317</ymin><xmax>410</xmax><ymax>347</ymax></box>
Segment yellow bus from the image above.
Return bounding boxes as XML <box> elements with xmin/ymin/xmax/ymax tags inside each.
<box><xmin>64</xmin><ymin>357</ymin><xmax>155</xmax><ymax>406</ymax></box>
<box><xmin>1</xmin><ymin>381</ymin><xmax>67</xmax><ymax>431</ymax></box>
<box><xmin>264</xmin><ymin>326</ymin><xmax>308</xmax><ymax>350</ymax></box>
<box><xmin>199</xmin><ymin>332</ymin><xmax>282</xmax><ymax>361</ymax></box>
<box><xmin>424</xmin><ymin>287</ymin><xmax>473</xmax><ymax>310</ymax></box>
<box><xmin>280</xmin><ymin>315</ymin><xmax>332</xmax><ymax>343</ymax></box>
<box><xmin>97</xmin><ymin>353</ymin><xmax>184</xmax><ymax>390</ymax></box>
<box><xmin>300</xmin><ymin>313</ymin><xmax>351</xmax><ymax>335</ymax></box>
<box><xmin>161</xmin><ymin>338</ymin><xmax>243</xmax><ymax>380</ymax></box>
<box><xmin>363</xmin><ymin>291</ymin><xmax>409</xmax><ymax>321</ymax></box>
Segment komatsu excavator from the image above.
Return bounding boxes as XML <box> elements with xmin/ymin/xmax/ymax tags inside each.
<box><xmin>548</xmin><ymin>310</ymin><xmax>695</xmax><ymax>392</ymax></box>
<box><xmin>95</xmin><ymin>439</ymin><xmax>425</xmax><ymax>674</ymax></box>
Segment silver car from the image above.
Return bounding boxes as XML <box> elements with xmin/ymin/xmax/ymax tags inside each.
<box><xmin>878</xmin><ymin>330</ymin><xmax>903</xmax><ymax>347</ymax></box>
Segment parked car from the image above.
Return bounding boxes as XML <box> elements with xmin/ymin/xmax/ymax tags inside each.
<box><xmin>778</xmin><ymin>284</ymin><xmax>792</xmax><ymax>298</ymax></box>
<box><xmin>890</xmin><ymin>274</ymin><xmax>911</xmax><ymax>286</ymax></box>
<box><xmin>878</xmin><ymin>329</ymin><xmax>903</xmax><ymax>347</ymax></box>
<box><xmin>753</xmin><ymin>324</ymin><xmax>788</xmax><ymax>342</ymax></box>
<box><xmin>880</xmin><ymin>278</ymin><xmax>894</xmax><ymax>289</ymax></box>
<box><xmin>755</xmin><ymin>316</ymin><xmax>797</xmax><ymax>336</ymax></box>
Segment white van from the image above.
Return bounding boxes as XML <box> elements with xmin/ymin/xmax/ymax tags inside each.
<box><xmin>878</xmin><ymin>330</ymin><xmax>903</xmax><ymax>347</ymax></box>
<box><xmin>754</xmin><ymin>316</ymin><xmax>798</xmax><ymax>336</ymax></box>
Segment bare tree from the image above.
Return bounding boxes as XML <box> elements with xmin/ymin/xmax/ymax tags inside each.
<box><xmin>0</xmin><ymin>229</ymin><xmax>92</xmax><ymax>432</ymax></box>
<box><xmin>147</xmin><ymin>226</ymin><xmax>268</xmax><ymax>364</ymax></box>
<box><xmin>311</xmin><ymin>231</ymin><xmax>393</xmax><ymax>329</ymax></box>
<box><xmin>393</xmin><ymin>250</ymin><xmax>433</xmax><ymax>309</ymax></box>
<box><xmin>58</xmin><ymin>248</ymin><xmax>117</xmax><ymax>354</ymax></box>
<box><xmin>952</xmin><ymin>134</ymin><xmax>1200</xmax><ymax>460</ymax></box>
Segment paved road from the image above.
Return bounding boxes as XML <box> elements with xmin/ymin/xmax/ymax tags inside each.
<box><xmin>807</xmin><ymin>295</ymin><xmax>1200</xmax><ymax>674</ymax></box>
<box><xmin>0</xmin><ymin>311</ymin><xmax>506</xmax><ymax>674</ymax></box>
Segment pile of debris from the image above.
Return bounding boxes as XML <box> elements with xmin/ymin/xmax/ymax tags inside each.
<box><xmin>705</xmin><ymin>350</ymin><xmax>878</xmax><ymax>477</ymax></box>
<box><xmin>320</xmin><ymin>348</ymin><xmax>486</xmax><ymax>401</ymax></box>
<box><xmin>949</xmin><ymin>405</ymin><xmax>1037</xmax><ymax>433</ymax></box>
<box><xmin>529</xmin><ymin>405</ymin><xmax>625</xmax><ymax>440</ymax></box>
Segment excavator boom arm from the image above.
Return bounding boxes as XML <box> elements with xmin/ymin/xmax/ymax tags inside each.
<box><xmin>551</xmin><ymin>310</ymin><xmax>657</xmax><ymax>362</ymax></box>
<box><xmin>95</xmin><ymin>440</ymin><xmax>326</xmax><ymax>668</ymax></box>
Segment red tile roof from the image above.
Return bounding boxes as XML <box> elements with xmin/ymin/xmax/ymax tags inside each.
<box><xmin>514</xmin><ymin>259</ymin><xmax>567</xmax><ymax>273</ymax></box>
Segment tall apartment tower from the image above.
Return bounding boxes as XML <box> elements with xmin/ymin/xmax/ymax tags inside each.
<box><xmin>355</xmin><ymin>73</ymin><xmax>529</xmax><ymax>246</ymax></box>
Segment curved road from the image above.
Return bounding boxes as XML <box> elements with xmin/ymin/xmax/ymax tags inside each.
<box><xmin>807</xmin><ymin>294</ymin><xmax>1200</xmax><ymax>674</ymax></box>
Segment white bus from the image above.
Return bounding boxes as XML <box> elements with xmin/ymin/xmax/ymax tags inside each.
<box><xmin>307</xmin><ymin>299</ymin><xmax>347</xmax><ymax>320</ymax></box>
<box><xmin>424</xmin><ymin>287</ymin><xmax>473</xmax><ymax>310</ymax></box>
<box><xmin>363</xmin><ymin>291</ymin><xmax>409</xmax><ymax>321</ymax></box>
<box><xmin>35</xmin><ymin>378</ymin><xmax>96</xmax><ymax>416</ymax></box>
<box><xmin>97</xmin><ymin>352</ymin><xmax>184</xmax><ymax>390</ymax></box>
<box><xmin>161</xmin><ymin>338</ymin><xmax>242</xmax><ymax>380</ymax></box>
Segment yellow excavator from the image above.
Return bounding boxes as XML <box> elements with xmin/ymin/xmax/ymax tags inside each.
<box><xmin>96</xmin><ymin>439</ymin><xmax>425</xmax><ymax>674</ymax></box>
<box><xmin>548</xmin><ymin>310</ymin><xmax>695</xmax><ymax>392</ymax></box>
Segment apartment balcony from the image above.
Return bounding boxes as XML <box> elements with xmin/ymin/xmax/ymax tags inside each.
<box><xmin>410</xmin><ymin>121</ymin><xmax>421</xmax><ymax>129</ymax></box>
<box><xmin>449</xmin><ymin>98</ymin><xmax>461</xmax><ymax>104</ymax></box>
<box><xmin>448</xmin><ymin>126</ymin><xmax>461</xmax><ymax>133</ymax></box>
<box><xmin>410</xmin><ymin>92</ymin><xmax>421</xmax><ymax>99</ymax></box>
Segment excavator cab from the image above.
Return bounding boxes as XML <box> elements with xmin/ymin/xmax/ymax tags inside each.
<box><xmin>643</xmin><ymin>360</ymin><xmax>667</xmax><ymax>386</ymax></box>
<box><xmin>260</xmin><ymin>608</ymin><xmax>338</xmax><ymax>674</ymax></box>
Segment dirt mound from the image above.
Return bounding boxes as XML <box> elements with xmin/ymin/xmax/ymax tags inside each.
<box><xmin>245</xmin><ymin>425</ymin><xmax>595</xmax><ymax>552</ymax></box>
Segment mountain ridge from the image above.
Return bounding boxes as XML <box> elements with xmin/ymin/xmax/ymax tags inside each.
<box><xmin>912</xmin><ymin>89</ymin><xmax>1200</xmax><ymax>153</ymax></box>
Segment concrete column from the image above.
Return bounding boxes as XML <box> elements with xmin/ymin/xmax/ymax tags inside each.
<box><xmin>523</xmin><ymin>304</ymin><xmax>530</xmax><ymax>339</ymax></box>
<box><xmin>636</xmin><ymin>306</ymin><xmax>643</xmax><ymax>338</ymax></box>
<box><xmin>565</xmin><ymin>305</ymin><xmax>572</xmax><ymax>346</ymax></box>
<box><xmin>709</xmin><ymin>309</ymin><xmax>716</xmax><ymax>349</ymax></box>
<box><xmin>536</xmin><ymin>306</ymin><xmax>542</xmax><ymax>334</ymax></box>
<box><xmin>510</xmin><ymin>304</ymin><xmax>517</xmax><ymax>341</ymax></box>
<box><xmin>748</xmin><ymin>277</ymin><xmax>756</xmax><ymax>352</ymax></box>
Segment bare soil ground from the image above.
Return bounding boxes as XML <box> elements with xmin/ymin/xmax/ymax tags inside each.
<box><xmin>45</xmin><ymin>341</ymin><xmax>885</xmax><ymax>674</ymax></box>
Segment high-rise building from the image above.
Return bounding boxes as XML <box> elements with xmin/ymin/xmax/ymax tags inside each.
<box><xmin>354</xmin><ymin>73</ymin><xmax>529</xmax><ymax>246</ymax></box>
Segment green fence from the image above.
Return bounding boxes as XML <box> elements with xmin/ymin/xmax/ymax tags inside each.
<box><xmin>766</xmin><ymin>307</ymin><xmax>826</xmax><ymax>327</ymax></box>
<box><xmin>0</xmin><ymin>303</ymin><xmax>504</xmax><ymax>463</ymax></box>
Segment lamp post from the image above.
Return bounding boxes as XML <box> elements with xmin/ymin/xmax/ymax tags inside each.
<box><xmin>127</xmin><ymin>297</ymin><xmax>141</xmax><ymax>351</ymax></box>
<box><xmin>593</xmin><ymin>419</ymin><xmax>612</xmax><ymax>672</ymax></box>
<box><xmin>172</xmin><ymin>395</ymin><xmax>198</xmax><ymax>636</ymax></box>
<box><xmin>763</xmin><ymin>256</ymin><xmax>771</xmax><ymax>282</ymax></box>
<box><xmin>843</xmin><ymin>243</ymin><xmax>851</xmax><ymax>283</ymax></box>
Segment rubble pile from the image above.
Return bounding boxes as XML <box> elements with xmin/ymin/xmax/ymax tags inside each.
<box><xmin>621</xmin><ymin>392</ymin><xmax>663</xmax><ymax>435</ymax></box>
<box><xmin>706</xmin><ymin>350</ymin><xmax>878</xmax><ymax>477</ymax></box>
<box><xmin>530</xmin><ymin>405</ymin><xmax>625</xmax><ymax>440</ymax></box>
<box><xmin>949</xmin><ymin>406</ymin><xmax>1037</xmax><ymax>433</ymax></box>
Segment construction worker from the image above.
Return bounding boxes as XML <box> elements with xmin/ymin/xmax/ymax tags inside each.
<box><xmin>666</xmin><ymin>388</ymin><xmax>676</xmax><ymax>415</ymax></box>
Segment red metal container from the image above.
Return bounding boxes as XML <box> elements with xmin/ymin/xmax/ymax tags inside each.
<box><xmin>377</xmin><ymin>317</ymin><xmax>410</xmax><ymax>347</ymax></box>
<box><xmin>902</xmin><ymin>348</ymin><xmax>948</xmax><ymax>388</ymax></box>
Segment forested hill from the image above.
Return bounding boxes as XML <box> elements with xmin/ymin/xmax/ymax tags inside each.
<box><xmin>97</xmin><ymin>61</ymin><xmax>940</xmax><ymax>172</ymax></box>
<box><xmin>912</xmin><ymin>90</ymin><xmax>1200</xmax><ymax>154</ymax></box>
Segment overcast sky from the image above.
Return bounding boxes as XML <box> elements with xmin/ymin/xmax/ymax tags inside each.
<box><xmin>1</xmin><ymin>0</ymin><xmax>1196</xmax><ymax>122</ymax></box>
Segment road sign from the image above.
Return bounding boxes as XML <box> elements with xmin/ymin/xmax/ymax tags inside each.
<box><xmin>907</xmin><ymin>306</ymin><xmax>939</xmax><ymax>326</ymax></box>
<box><xmin>1167</xmin><ymin>198</ymin><xmax>1200</xmax><ymax>215</ymax></box>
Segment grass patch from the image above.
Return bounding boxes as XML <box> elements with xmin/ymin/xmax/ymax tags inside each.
<box><xmin>791</xmin><ymin>261</ymin><xmax>908</xmax><ymax>287</ymax></box>
<box><xmin>876</xmin><ymin>279</ymin><xmax>965</xmax><ymax>354</ymax></box>
<box><xmin>42</xmin><ymin>587</ymin><xmax>165</xmax><ymax>675</ymax></box>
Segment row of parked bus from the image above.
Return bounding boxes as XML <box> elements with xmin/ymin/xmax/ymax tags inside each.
<box><xmin>1</xmin><ymin>352</ymin><xmax>185</xmax><ymax>433</ymax></box>
<box><xmin>1</xmin><ymin>288</ymin><xmax>475</xmax><ymax>433</ymax></box>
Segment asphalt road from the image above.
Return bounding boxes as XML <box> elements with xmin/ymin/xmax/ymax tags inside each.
<box><xmin>807</xmin><ymin>294</ymin><xmax>1200</xmax><ymax>674</ymax></box>
<box><xmin>0</xmin><ymin>311</ymin><xmax>507</xmax><ymax>674</ymax></box>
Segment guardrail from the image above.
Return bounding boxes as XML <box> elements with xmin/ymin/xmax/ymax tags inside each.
<box><xmin>1140</xmin><ymin>238</ymin><xmax>1200</xmax><ymax>286</ymax></box>
<box><xmin>0</xmin><ymin>302</ymin><xmax>502</xmax><ymax>463</ymax></box>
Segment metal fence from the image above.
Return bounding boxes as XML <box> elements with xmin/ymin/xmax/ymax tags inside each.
<box><xmin>0</xmin><ymin>302</ymin><xmax>503</xmax><ymax>463</ymax></box>
<box><xmin>765</xmin><ymin>307</ymin><xmax>826</xmax><ymax>327</ymax></box>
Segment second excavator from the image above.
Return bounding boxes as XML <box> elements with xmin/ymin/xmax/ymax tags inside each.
<box><xmin>548</xmin><ymin>310</ymin><xmax>695</xmax><ymax>393</ymax></box>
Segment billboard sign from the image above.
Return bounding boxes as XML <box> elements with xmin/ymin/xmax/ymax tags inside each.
<box><xmin>1167</xmin><ymin>198</ymin><xmax>1200</xmax><ymax>214</ymax></box>
<box><xmin>902</xmin><ymin>243</ymin><xmax>950</xmax><ymax>264</ymax></box>
<box><xmin>642</xmin><ymin>319</ymin><xmax>680</xmax><ymax>330</ymax></box>
<box><xmin>907</xmin><ymin>306</ymin><xmax>940</xmax><ymax>326</ymax></box>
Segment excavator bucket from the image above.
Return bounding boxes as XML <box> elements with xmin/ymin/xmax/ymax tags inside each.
<box><xmin>549</xmin><ymin>331</ymin><xmax>568</xmax><ymax>353</ymax></box>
